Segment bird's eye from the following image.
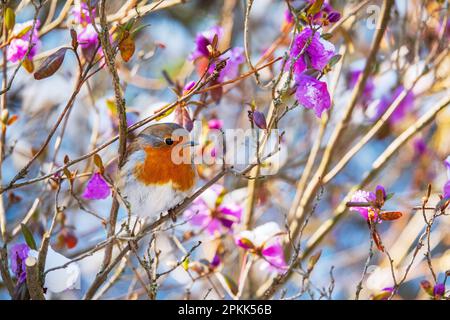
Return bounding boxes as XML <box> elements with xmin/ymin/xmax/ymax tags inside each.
<box><xmin>165</xmin><ymin>137</ymin><xmax>174</xmax><ymax>145</ymax></box>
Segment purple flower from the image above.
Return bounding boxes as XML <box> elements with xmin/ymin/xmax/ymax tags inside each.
<box><xmin>433</xmin><ymin>283</ymin><xmax>445</xmax><ymax>298</ymax></box>
<box><xmin>295</xmin><ymin>74</ymin><xmax>331</xmax><ymax>118</ymax></box>
<box><xmin>413</xmin><ymin>138</ymin><xmax>427</xmax><ymax>156</ymax></box>
<box><xmin>183</xmin><ymin>81</ymin><xmax>196</xmax><ymax>94</ymax></box>
<box><xmin>444</xmin><ymin>181</ymin><xmax>450</xmax><ymax>199</ymax></box>
<box><xmin>445</xmin><ymin>156</ymin><xmax>450</xmax><ymax>178</ymax></box>
<box><xmin>71</xmin><ymin>2</ymin><xmax>95</xmax><ymax>25</ymax></box>
<box><xmin>208</xmin><ymin>119</ymin><xmax>223</xmax><ymax>130</ymax></box>
<box><xmin>210</xmin><ymin>253</ymin><xmax>221</xmax><ymax>269</ymax></box>
<box><xmin>235</xmin><ymin>222</ymin><xmax>287</xmax><ymax>273</ymax></box>
<box><xmin>190</xmin><ymin>26</ymin><xmax>223</xmax><ymax>61</ymax></box>
<box><xmin>83</xmin><ymin>172</ymin><xmax>111</xmax><ymax>200</ymax></box>
<box><xmin>77</xmin><ymin>24</ymin><xmax>99</xmax><ymax>49</ymax></box>
<box><xmin>348</xmin><ymin>69</ymin><xmax>375</xmax><ymax>106</ymax></box>
<box><xmin>217</xmin><ymin>47</ymin><xmax>245</xmax><ymax>82</ymax></box>
<box><xmin>9</xmin><ymin>243</ymin><xmax>30</xmax><ymax>283</ymax></box>
<box><xmin>184</xmin><ymin>184</ymin><xmax>242</xmax><ymax>235</ymax></box>
<box><xmin>375</xmin><ymin>86</ymin><xmax>415</xmax><ymax>125</ymax></box>
<box><xmin>284</xmin><ymin>9</ymin><xmax>294</xmax><ymax>25</ymax></box>
<box><xmin>307</xmin><ymin>0</ymin><xmax>341</xmax><ymax>25</ymax></box>
<box><xmin>349</xmin><ymin>190</ymin><xmax>377</xmax><ymax>221</ymax></box>
<box><xmin>289</xmin><ymin>27</ymin><xmax>335</xmax><ymax>74</ymax></box>
<box><xmin>7</xmin><ymin>20</ymin><xmax>41</xmax><ymax>63</ymax></box>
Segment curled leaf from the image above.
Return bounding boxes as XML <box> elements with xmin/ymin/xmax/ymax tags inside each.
<box><xmin>379</xmin><ymin>211</ymin><xmax>402</xmax><ymax>221</ymax></box>
<box><xmin>34</xmin><ymin>48</ymin><xmax>68</xmax><ymax>80</ymax></box>
<box><xmin>22</xmin><ymin>58</ymin><xmax>34</xmax><ymax>73</ymax></box>
<box><xmin>307</xmin><ymin>250</ymin><xmax>322</xmax><ymax>273</ymax></box>
<box><xmin>119</xmin><ymin>35</ymin><xmax>135</xmax><ymax>62</ymax></box>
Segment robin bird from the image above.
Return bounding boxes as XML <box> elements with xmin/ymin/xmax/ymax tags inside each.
<box><xmin>118</xmin><ymin>123</ymin><xmax>197</xmax><ymax>221</ymax></box>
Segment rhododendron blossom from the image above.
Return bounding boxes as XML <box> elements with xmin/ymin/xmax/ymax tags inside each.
<box><xmin>235</xmin><ymin>222</ymin><xmax>287</xmax><ymax>272</ymax></box>
<box><xmin>289</xmin><ymin>27</ymin><xmax>335</xmax><ymax>74</ymax></box>
<box><xmin>83</xmin><ymin>172</ymin><xmax>111</xmax><ymax>200</ymax></box>
<box><xmin>7</xmin><ymin>20</ymin><xmax>41</xmax><ymax>63</ymax></box>
<box><xmin>184</xmin><ymin>184</ymin><xmax>242</xmax><ymax>235</ymax></box>
<box><xmin>295</xmin><ymin>74</ymin><xmax>331</xmax><ymax>118</ymax></box>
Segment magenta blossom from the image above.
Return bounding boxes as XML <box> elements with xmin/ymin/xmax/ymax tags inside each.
<box><xmin>350</xmin><ymin>185</ymin><xmax>386</xmax><ymax>222</ymax></box>
<box><xmin>183</xmin><ymin>81</ymin><xmax>196</xmax><ymax>94</ymax></box>
<box><xmin>375</xmin><ymin>86</ymin><xmax>415</xmax><ymax>125</ymax></box>
<box><xmin>208</xmin><ymin>119</ymin><xmax>223</xmax><ymax>130</ymax></box>
<box><xmin>442</xmin><ymin>156</ymin><xmax>450</xmax><ymax>198</ymax></box>
<box><xmin>284</xmin><ymin>9</ymin><xmax>294</xmax><ymax>25</ymax></box>
<box><xmin>289</xmin><ymin>27</ymin><xmax>335</xmax><ymax>74</ymax></box>
<box><xmin>433</xmin><ymin>283</ymin><xmax>446</xmax><ymax>298</ymax></box>
<box><xmin>77</xmin><ymin>24</ymin><xmax>99</xmax><ymax>49</ymax></box>
<box><xmin>83</xmin><ymin>172</ymin><xmax>111</xmax><ymax>200</ymax></box>
<box><xmin>190</xmin><ymin>26</ymin><xmax>223</xmax><ymax>61</ymax></box>
<box><xmin>347</xmin><ymin>69</ymin><xmax>375</xmax><ymax>106</ymax></box>
<box><xmin>7</xmin><ymin>20</ymin><xmax>41</xmax><ymax>63</ymax></box>
<box><xmin>9</xmin><ymin>243</ymin><xmax>30</xmax><ymax>283</ymax></box>
<box><xmin>235</xmin><ymin>222</ymin><xmax>287</xmax><ymax>273</ymax></box>
<box><xmin>306</xmin><ymin>0</ymin><xmax>341</xmax><ymax>25</ymax></box>
<box><xmin>216</xmin><ymin>47</ymin><xmax>245</xmax><ymax>82</ymax></box>
<box><xmin>295</xmin><ymin>74</ymin><xmax>331</xmax><ymax>118</ymax></box>
<box><xmin>184</xmin><ymin>184</ymin><xmax>242</xmax><ymax>235</ymax></box>
<box><xmin>71</xmin><ymin>2</ymin><xmax>95</xmax><ymax>25</ymax></box>
<box><xmin>413</xmin><ymin>138</ymin><xmax>427</xmax><ymax>157</ymax></box>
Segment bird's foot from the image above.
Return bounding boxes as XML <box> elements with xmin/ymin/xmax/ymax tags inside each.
<box><xmin>168</xmin><ymin>207</ymin><xmax>177</xmax><ymax>222</ymax></box>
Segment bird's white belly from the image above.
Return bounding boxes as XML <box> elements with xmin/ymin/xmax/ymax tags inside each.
<box><xmin>121</xmin><ymin>179</ymin><xmax>191</xmax><ymax>221</ymax></box>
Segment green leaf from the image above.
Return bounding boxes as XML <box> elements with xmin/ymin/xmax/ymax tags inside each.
<box><xmin>321</xmin><ymin>33</ymin><xmax>333</xmax><ymax>40</ymax></box>
<box><xmin>34</xmin><ymin>48</ymin><xmax>68</xmax><ymax>80</ymax></box>
<box><xmin>21</xmin><ymin>223</ymin><xmax>37</xmax><ymax>250</ymax></box>
<box><xmin>15</xmin><ymin>25</ymin><xmax>32</xmax><ymax>38</ymax></box>
<box><xmin>327</xmin><ymin>54</ymin><xmax>342</xmax><ymax>67</ymax></box>
<box><xmin>385</xmin><ymin>192</ymin><xmax>395</xmax><ymax>201</ymax></box>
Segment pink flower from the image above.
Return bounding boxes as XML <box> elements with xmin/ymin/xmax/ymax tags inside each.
<box><xmin>289</xmin><ymin>27</ymin><xmax>335</xmax><ymax>74</ymax></box>
<box><xmin>375</xmin><ymin>86</ymin><xmax>415</xmax><ymax>124</ymax></box>
<box><xmin>295</xmin><ymin>74</ymin><xmax>331</xmax><ymax>118</ymax></box>
<box><xmin>71</xmin><ymin>2</ymin><xmax>95</xmax><ymax>25</ymax></box>
<box><xmin>77</xmin><ymin>23</ymin><xmax>99</xmax><ymax>49</ymax></box>
<box><xmin>235</xmin><ymin>222</ymin><xmax>287</xmax><ymax>273</ymax></box>
<box><xmin>442</xmin><ymin>156</ymin><xmax>450</xmax><ymax>198</ymax></box>
<box><xmin>83</xmin><ymin>172</ymin><xmax>111</xmax><ymax>200</ymax></box>
<box><xmin>7</xmin><ymin>20</ymin><xmax>41</xmax><ymax>63</ymax></box>
<box><xmin>306</xmin><ymin>0</ymin><xmax>341</xmax><ymax>25</ymax></box>
<box><xmin>413</xmin><ymin>138</ymin><xmax>427</xmax><ymax>156</ymax></box>
<box><xmin>184</xmin><ymin>184</ymin><xmax>242</xmax><ymax>235</ymax></box>
<box><xmin>350</xmin><ymin>185</ymin><xmax>387</xmax><ymax>221</ymax></box>
<box><xmin>217</xmin><ymin>47</ymin><xmax>245</xmax><ymax>82</ymax></box>
<box><xmin>284</xmin><ymin>9</ymin><xmax>294</xmax><ymax>25</ymax></box>
<box><xmin>208</xmin><ymin>119</ymin><xmax>223</xmax><ymax>130</ymax></box>
<box><xmin>183</xmin><ymin>81</ymin><xmax>196</xmax><ymax>94</ymax></box>
<box><xmin>190</xmin><ymin>26</ymin><xmax>223</xmax><ymax>61</ymax></box>
<box><xmin>350</xmin><ymin>190</ymin><xmax>376</xmax><ymax>220</ymax></box>
<box><xmin>347</xmin><ymin>69</ymin><xmax>375</xmax><ymax>106</ymax></box>
<box><xmin>9</xmin><ymin>243</ymin><xmax>30</xmax><ymax>284</ymax></box>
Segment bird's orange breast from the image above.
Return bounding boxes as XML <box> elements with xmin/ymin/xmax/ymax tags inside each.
<box><xmin>133</xmin><ymin>146</ymin><xmax>196</xmax><ymax>191</ymax></box>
